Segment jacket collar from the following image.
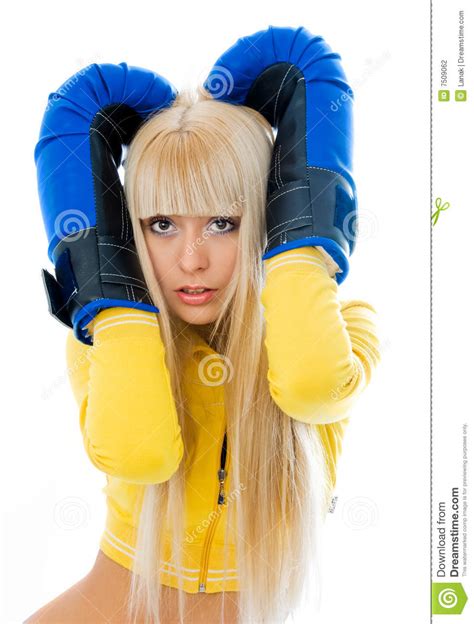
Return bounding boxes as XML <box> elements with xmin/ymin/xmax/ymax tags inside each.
<box><xmin>188</xmin><ymin>327</ymin><xmax>217</xmax><ymax>357</ymax></box>
<box><xmin>186</xmin><ymin>328</ymin><xmax>227</xmax><ymax>384</ymax></box>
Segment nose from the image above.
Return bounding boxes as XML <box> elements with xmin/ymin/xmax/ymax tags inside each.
<box><xmin>178</xmin><ymin>228</ymin><xmax>210</xmax><ymax>273</ymax></box>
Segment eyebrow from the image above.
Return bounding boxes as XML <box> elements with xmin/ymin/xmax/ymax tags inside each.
<box><xmin>142</xmin><ymin>214</ymin><xmax>241</xmax><ymax>222</ymax></box>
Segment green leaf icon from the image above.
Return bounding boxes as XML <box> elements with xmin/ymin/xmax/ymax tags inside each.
<box><xmin>432</xmin><ymin>582</ymin><xmax>468</xmax><ymax>614</ymax></box>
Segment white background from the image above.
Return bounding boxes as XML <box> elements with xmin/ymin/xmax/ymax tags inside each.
<box><xmin>431</xmin><ymin>2</ymin><xmax>472</xmax><ymax>622</ymax></box>
<box><xmin>1</xmin><ymin>0</ymin><xmax>429</xmax><ymax>622</ymax></box>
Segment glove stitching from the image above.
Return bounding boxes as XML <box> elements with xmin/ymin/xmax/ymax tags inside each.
<box><xmin>101</xmin><ymin>272</ymin><xmax>146</xmax><ymax>284</ymax></box>
<box><xmin>267</xmin><ymin>214</ymin><xmax>311</xmax><ymax>235</ymax></box>
<box><xmin>98</xmin><ymin>242</ymin><xmax>136</xmax><ymax>253</ymax></box>
<box><xmin>277</xmin><ymin>145</ymin><xmax>283</xmax><ymax>188</ymax></box>
<box><xmin>96</xmin><ymin>110</ymin><xmax>126</xmax><ymax>143</ymax></box>
<box><xmin>273</xmin><ymin>63</ymin><xmax>295</xmax><ymax>126</ymax></box>
<box><xmin>307</xmin><ymin>165</ymin><xmax>345</xmax><ymax>177</ymax></box>
<box><xmin>267</xmin><ymin>185</ymin><xmax>309</xmax><ymax>209</ymax></box>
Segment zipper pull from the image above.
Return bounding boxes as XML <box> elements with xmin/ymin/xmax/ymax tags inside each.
<box><xmin>217</xmin><ymin>468</ymin><xmax>226</xmax><ymax>505</ymax></box>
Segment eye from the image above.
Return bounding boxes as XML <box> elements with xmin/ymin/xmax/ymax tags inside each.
<box><xmin>147</xmin><ymin>217</ymin><xmax>239</xmax><ymax>237</ymax></box>
<box><xmin>209</xmin><ymin>217</ymin><xmax>238</xmax><ymax>235</ymax></box>
<box><xmin>148</xmin><ymin>217</ymin><xmax>175</xmax><ymax>236</ymax></box>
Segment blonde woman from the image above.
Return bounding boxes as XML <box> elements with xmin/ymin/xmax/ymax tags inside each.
<box><xmin>27</xmin><ymin>26</ymin><xmax>381</xmax><ymax>624</ymax></box>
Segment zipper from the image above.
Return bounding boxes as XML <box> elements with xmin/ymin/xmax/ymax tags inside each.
<box><xmin>217</xmin><ymin>432</ymin><xmax>227</xmax><ymax>505</ymax></box>
<box><xmin>198</xmin><ymin>430</ymin><xmax>228</xmax><ymax>592</ymax></box>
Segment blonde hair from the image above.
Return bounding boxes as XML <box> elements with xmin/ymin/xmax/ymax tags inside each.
<box><xmin>122</xmin><ymin>84</ymin><xmax>332</xmax><ymax>623</ymax></box>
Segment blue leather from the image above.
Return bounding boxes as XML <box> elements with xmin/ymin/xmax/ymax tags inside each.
<box><xmin>34</xmin><ymin>63</ymin><xmax>177</xmax><ymax>344</ymax></box>
<box><xmin>203</xmin><ymin>25</ymin><xmax>357</xmax><ymax>284</ymax></box>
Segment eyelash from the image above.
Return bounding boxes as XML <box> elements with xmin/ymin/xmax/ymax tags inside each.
<box><xmin>147</xmin><ymin>217</ymin><xmax>238</xmax><ymax>237</ymax></box>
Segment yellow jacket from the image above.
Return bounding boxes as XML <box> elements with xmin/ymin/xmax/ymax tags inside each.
<box><xmin>65</xmin><ymin>246</ymin><xmax>381</xmax><ymax>593</ymax></box>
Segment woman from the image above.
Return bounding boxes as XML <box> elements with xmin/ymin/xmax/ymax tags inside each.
<box><xmin>27</xmin><ymin>28</ymin><xmax>381</xmax><ymax>624</ymax></box>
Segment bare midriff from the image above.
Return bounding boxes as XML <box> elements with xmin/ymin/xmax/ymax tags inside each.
<box><xmin>156</xmin><ymin>583</ymin><xmax>240</xmax><ymax>623</ymax></box>
<box><xmin>84</xmin><ymin>549</ymin><xmax>240</xmax><ymax>623</ymax></box>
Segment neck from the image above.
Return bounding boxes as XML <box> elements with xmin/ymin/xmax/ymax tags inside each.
<box><xmin>193</xmin><ymin>323</ymin><xmax>214</xmax><ymax>344</ymax></box>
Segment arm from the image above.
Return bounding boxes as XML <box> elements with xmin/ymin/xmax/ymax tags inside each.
<box><xmin>66</xmin><ymin>307</ymin><xmax>184</xmax><ymax>484</ymax></box>
<box><xmin>260</xmin><ymin>246</ymin><xmax>381</xmax><ymax>425</ymax></box>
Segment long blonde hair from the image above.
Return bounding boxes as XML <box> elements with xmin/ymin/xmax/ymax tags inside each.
<box><xmin>122</xmin><ymin>84</ymin><xmax>332</xmax><ymax>623</ymax></box>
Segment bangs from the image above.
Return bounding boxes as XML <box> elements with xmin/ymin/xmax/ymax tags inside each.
<box><xmin>129</xmin><ymin>130</ymin><xmax>247</xmax><ymax>220</ymax></box>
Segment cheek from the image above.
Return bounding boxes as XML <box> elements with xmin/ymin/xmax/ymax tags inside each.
<box><xmin>218</xmin><ymin>242</ymin><xmax>239</xmax><ymax>280</ymax></box>
<box><xmin>144</xmin><ymin>236</ymin><xmax>168</xmax><ymax>283</ymax></box>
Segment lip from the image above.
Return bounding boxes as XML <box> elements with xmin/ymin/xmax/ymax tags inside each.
<box><xmin>176</xmin><ymin>288</ymin><xmax>217</xmax><ymax>305</ymax></box>
<box><xmin>176</xmin><ymin>284</ymin><xmax>214</xmax><ymax>291</ymax></box>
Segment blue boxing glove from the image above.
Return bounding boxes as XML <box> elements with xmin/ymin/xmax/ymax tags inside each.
<box><xmin>203</xmin><ymin>25</ymin><xmax>357</xmax><ymax>284</ymax></box>
<box><xmin>34</xmin><ymin>63</ymin><xmax>177</xmax><ymax>345</ymax></box>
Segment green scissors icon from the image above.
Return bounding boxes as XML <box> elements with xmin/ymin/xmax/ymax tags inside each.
<box><xmin>432</xmin><ymin>197</ymin><xmax>450</xmax><ymax>226</ymax></box>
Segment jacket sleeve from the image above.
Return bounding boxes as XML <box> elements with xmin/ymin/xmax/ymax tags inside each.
<box><xmin>65</xmin><ymin>307</ymin><xmax>184</xmax><ymax>485</ymax></box>
<box><xmin>260</xmin><ymin>246</ymin><xmax>381</xmax><ymax>425</ymax></box>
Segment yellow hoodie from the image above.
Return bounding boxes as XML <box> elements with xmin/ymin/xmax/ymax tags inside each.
<box><xmin>65</xmin><ymin>246</ymin><xmax>381</xmax><ymax>593</ymax></box>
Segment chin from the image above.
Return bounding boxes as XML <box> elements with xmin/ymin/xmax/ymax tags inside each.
<box><xmin>174</xmin><ymin>305</ymin><xmax>218</xmax><ymax>326</ymax></box>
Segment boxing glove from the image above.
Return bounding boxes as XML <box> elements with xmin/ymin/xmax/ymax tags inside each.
<box><xmin>203</xmin><ymin>25</ymin><xmax>357</xmax><ymax>284</ymax></box>
<box><xmin>34</xmin><ymin>62</ymin><xmax>177</xmax><ymax>345</ymax></box>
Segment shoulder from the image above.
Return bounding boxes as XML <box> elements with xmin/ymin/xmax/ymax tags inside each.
<box><xmin>23</xmin><ymin>574</ymin><xmax>94</xmax><ymax>623</ymax></box>
<box><xmin>23</xmin><ymin>551</ymin><xmax>136</xmax><ymax>623</ymax></box>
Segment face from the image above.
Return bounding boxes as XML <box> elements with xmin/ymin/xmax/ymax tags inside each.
<box><xmin>141</xmin><ymin>214</ymin><xmax>241</xmax><ymax>325</ymax></box>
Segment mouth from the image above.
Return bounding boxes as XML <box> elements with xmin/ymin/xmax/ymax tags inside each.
<box><xmin>175</xmin><ymin>288</ymin><xmax>218</xmax><ymax>305</ymax></box>
<box><xmin>176</xmin><ymin>287</ymin><xmax>215</xmax><ymax>294</ymax></box>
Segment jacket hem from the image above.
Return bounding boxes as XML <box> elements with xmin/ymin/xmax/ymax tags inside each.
<box><xmin>99</xmin><ymin>511</ymin><xmax>240</xmax><ymax>593</ymax></box>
